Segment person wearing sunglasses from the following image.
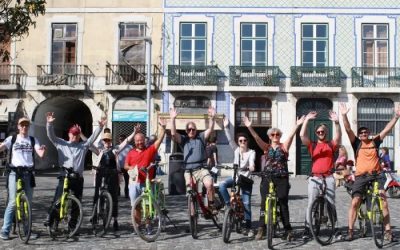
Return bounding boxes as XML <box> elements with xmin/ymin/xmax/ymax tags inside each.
<box><xmin>169</xmin><ymin>106</ymin><xmax>217</xmax><ymax>214</ymax></box>
<box><xmin>219</xmin><ymin>117</ymin><xmax>255</xmax><ymax>237</ymax></box>
<box><xmin>244</xmin><ymin>115</ymin><xmax>305</xmax><ymax>241</ymax></box>
<box><xmin>299</xmin><ymin>110</ymin><xmax>341</xmax><ymax>239</ymax></box>
<box><xmin>340</xmin><ymin>103</ymin><xmax>400</xmax><ymax>242</ymax></box>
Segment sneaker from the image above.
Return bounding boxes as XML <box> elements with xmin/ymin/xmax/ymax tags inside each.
<box><xmin>247</xmin><ymin>229</ymin><xmax>254</xmax><ymax>238</ymax></box>
<box><xmin>146</xmin><ymin>225</ymin><xmax>153</xmax><ymax>235</ymax></box>
<box><xmin>345</xmin><ymin>229</ymin><xmax>354</xmax><ymax>241</ymax></box>
<box><xmin>113</xmin><ymin>220</ymin><xmax>119</xmax><ymax>231</ymax></box>
<box><xmin>30</xmin><ymin>232</ymin><xmax>39</xmax><ymax>240</ymax></box>
<box><xmin>282</xmin><ymin>230</ymin><xmax>294</xmax><ymax>241</ymax></box>
<box><xmin>255</xmin><ymin>227</ymin><xmax>265</xmax><ymax>240</ymax></box>
<box><xmin>208</xmin><ymin>204</ymin><xmax>219</xmax><ymax>215</ymax></box>
<box><xmin>302</xmin><ymin>227</ymin><xmax>311</xmax><ymax>240</ymax></box>
<box><xmin>384</xmin><ymin>230</ymin><xmax>395</xmax><ymax>242</ymax></box>
<box><xmin>0</xmin><ymin>232</ymin><xmax>9</xmax><ymax>240</ymax></box>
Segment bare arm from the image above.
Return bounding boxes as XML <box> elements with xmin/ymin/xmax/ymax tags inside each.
<box><xmin>329</xmin><ymin>110</ymin><xmax>341</xmax><ymax>145</ymax></box>
<box><xmin>300</xmin><ymin>111</ymin><xmax>317</xmax><ymax>147</ymax></box>
<box><xmin>378</xmin><ymin>105</ymin><xmax>400</xmax><ymax>140</ymax></box>
<box><xmin>339</xmin><ymin>103</ymin><xmax>356</xmax><ymax>143</ymax></box>
<box><xmin>45</xmin><ymin>112</ymin><xmax>65</xmax><ymax>145</ymax></box>
<box><xmin>204</xmin><ymin>106</ymin><xmax>216</xmax><ymax>141</ymax></box>
<box><xmin>243</xmin><ymin>116</ymin><xmax>269</xmax><ymax>151</ymax></box>
<box><xmin>223</xmin><ymin>117</ymin><xmax>238</xmax><ymax>150</ymax></box>
<box><xmin>153</xmin><ymin>118</ymin><xmax>167</xmax><ymax>150</ymax></box>
<box><xmin>283</xmin><ymin>115</ymin><xmax>305</xmax><ymax>151</ymax></box>
<box><xmin>169</xmin><ymin>107</ymin><xmax>181</xmax><ymax>144</ymax></box>
<box><xmin>0</xmin><ymin>143</ymin><xmax>7</xmax><ymax>152</ymax></box>
<box><xmin>116</xmin><ymin>123</ymin><xmax>141</xmax><ymax>153</ymax></box>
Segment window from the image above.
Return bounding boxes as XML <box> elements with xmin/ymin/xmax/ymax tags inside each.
<box><xmin>235</xmin><ymin>98</ymin><xmax>271</xmax><ymax>127</ymax></box>
<box><xmin>174</xmin><ymin>96</ymin><xmax>210</xmax><ymax>114</ymax></box>
<box><xmin>180</xmin><ymin>23</ymin><xmax>206</xmax><ymax>66</ymax></box>
<box><xmin>357</xmin><ymin>98</ymin><xmax>394</xmax><ymax>160</ymax></box>
<box><xmin>362</xmin><ymin>24</ymin><xmax>388</xmax><ymax>75</ymax></box>
<box><xmin>301</xmin><ymin>24</ymin><xmax>328</xmax><ymax>67</ymax></box>
<box><xmin>240</xmin><ymin>23</ymin><xmax>268</xmax><ymax>66</ymax></box>
<box><xmin>51</xmin><ymin>23</ymin><xmax>77</xmax><ymax>74</ymax></box>
<box><xmin>119</xmin><ymin>23</ymin><xmax>146</xmax><ymax>65</ymax></box>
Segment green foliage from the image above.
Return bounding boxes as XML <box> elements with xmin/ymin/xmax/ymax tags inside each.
<box><xmin>0</xmin><ymin>0</ymin><xmax>46</xmax><ymax>61</ymax></box>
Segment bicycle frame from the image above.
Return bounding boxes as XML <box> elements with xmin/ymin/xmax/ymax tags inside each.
<box><xmin>265</xmin><ymin>179</ymin><xmax>277</xmax><ymax>226</ymax></box>
<box><xmin>59</xmin><ymin>175</ymin><xmax>70</xmax><ymax>220</ymax></box>
<box><xmin>15</xmin><ymin>174</ymin><xmax>27</xmax><ymax>221</ymax></box>
<box><xmin>188</xmin><ymin>171</ymin><xmax>209</xmax><ymax>215</ymax></box>
<box><xmin>141</xmin><ymin>165</ymin><xmax>161</xmax><ymax>219</ymax></box>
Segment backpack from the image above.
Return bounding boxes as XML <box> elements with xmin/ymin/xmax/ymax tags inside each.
<box><xmin>354</xmin><ymin>139</ymin><xmax>378</xmax><ymax>159</ymax></box>
<box><xmin>8</xmin><ymin>135</ymin><xmax>36</xmax><ymax>168</ymax></box>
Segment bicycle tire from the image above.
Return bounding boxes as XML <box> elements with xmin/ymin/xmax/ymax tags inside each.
<box><xmin>187</xmin><ymin>195</ymin><xmax>198</xmax><ymax>239</ymax></box>
<box><xmin>266</xmin><ymin>198</ymin><xmax>274</xmax><ymax>249</ymax></box>
<box><xmin>370</xmin><ymin>198</ymin><xmax>384</xmax><ymax>248</ymax></box>
<box><xmin>357</xmin><ymin>201</ymin><xmax>368</xmax><ymax>238</ymax></box>
<box><xmin>48</xmin><ymin>195</ymin><xmax>83</xmax><ymax>239</ymax></box>
<box><xmin>15</xmin><ymin>193</ymin><xmax>32</xmax><ymax>244</ymax></box>
<box><xmin>92</xmin><ymin>191</ymin><xmax>113</xmax><ymax>237</ymax></box>
<box><xmin>158</xmin><ymin>191</ymin><xmax>167</xmax><ymax>231</ymax></box>
<box><xmin>309</xmin><ymin>198</ymin><xmax>335</xmax><ymax>246</ymax></box>
<box><xmin>132</xmin><ymin>195</ymin><xmax>162</xmax><ymax>242</ymax></box>
<box><xmin>222</xmin><ymin>207</ymin><xmax>234</xmax><ymax>243</ymax></box>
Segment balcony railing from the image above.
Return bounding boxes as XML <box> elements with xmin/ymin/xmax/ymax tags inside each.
<box><xmin>229</xmin><ymin>66</ymin><xmax>280</xmax><ymax>86</ymax></box>
<box><xmin>37</xmin><ymin>64</ymin><xmax>92</xmax><ymax>86</ymax></box>
<box><xmin>105</xmin><ymin>64</ymin><xmax>162</xmax><ymax>88</ymax></box>
<box><xmin>291</xmin><ymin>66</ymin><xmax>341</xmax><ymax>87</ymax></box>
<box><xmin>352</xmin><ymin>67</ymin><xmax>400</xmax><ymax>87</ymax></box>
<box><xmin>168</xmin><ymin>65</ymin><xmax>219</xmax><ymax>86</ymax></box>
<box><xmin>0</xmin><ymin>64</ymin><xmax>26</xmax><ymax>85</ymax></box>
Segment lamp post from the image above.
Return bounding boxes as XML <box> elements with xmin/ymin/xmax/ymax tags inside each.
<box><xmin>144</xmin><ymin>37</ymin><xmax>152</xmax><ymax>137</ymax></box>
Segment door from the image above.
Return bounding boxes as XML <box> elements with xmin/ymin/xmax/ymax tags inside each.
<box><xmin>296</xmin><ymin>98</ymin><xmax>333</xmax><ymax>175</ymax></box>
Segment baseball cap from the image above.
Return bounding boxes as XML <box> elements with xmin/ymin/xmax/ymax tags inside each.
<box><xmin>68</xmin><ymin>125</ymin><xmax>81</xmax><ymax>135</ymax></box>
<box><xmin>18</xmin><ymin>117</ymin><xmax>30</xmax><ymax>125</ymax></box>
<box><xmin>102</xmin><ymin>132</ymin><xmax>112</xmax><ymax>141</ymax></box>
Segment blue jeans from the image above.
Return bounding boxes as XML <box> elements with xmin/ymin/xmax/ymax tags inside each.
<box><xmin>1</xmin><ymin>171</ymin><xmax>33</xmax><ymax>235</ymax></box>
<box><xmin>219</xmin><ymin>176</ymin><xmax>253</xmax><ymax>228</ymax></box>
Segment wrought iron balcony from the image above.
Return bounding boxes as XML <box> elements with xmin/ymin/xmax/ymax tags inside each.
<box><xmin>352</xmin><ymin>67</ymin><xmax>400</xmax><ymax>87</ymax></box>
<box><xmin>168</xmin><ymin>65</ymin><xmax>219</xmax><ymax>86</ymax></box>
<box><xmin>106</xmin><ymin>63</ymin><xmax>162</xmax><ymax>88</ymax></box>
<box><xmin>291</xmin><ymin>66</ymin><xmax>341</xmax><ymax>87</ymax></box>
<box><xmin>0</xmin><ymin>64</ymin><xmax>26</xmax><ymax>85</ymax></box>
<box><xmin>229</xmin><ymin>66</ymin><xmax>280</xmax><ymax>86</ymax></box>
<box><xmin>37</xmin><ymin>64</ymin><xmax>92</xmax><ymax>86</ymax></box>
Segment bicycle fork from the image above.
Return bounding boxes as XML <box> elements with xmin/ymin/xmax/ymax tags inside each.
<box><xmin>265</xmin><ymin>182</ymin><xmax>276</xmax><ymax>225</ymax></box>
<box><xmin>15</xmin><ymin>178</ymin><xmax>25</xmax><ymax>221</ymax></box>
<box><xmin>59</xmin><ymin>178</ymin><xmax>69</xmax><ymax>219</ymax></box>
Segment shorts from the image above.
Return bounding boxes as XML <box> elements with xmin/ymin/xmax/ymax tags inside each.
<box><xmin>351</xmin><ymin>174</ymin><xmax>384</xmax><ymax>198</ymax></box>
<box><xmin>184</xmin><ymin>168</ymin><xmax>212</xmax><ymax>188</ymax></box>
<box><xmin>129</xmin><ymin>182</ymin><xmax>145</xmax><ymax>206</ymax></box>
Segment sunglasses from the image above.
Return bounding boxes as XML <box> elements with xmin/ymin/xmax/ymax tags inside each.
<box><xmin>359</xmin><ymin>131</ymin><xmax>369</xmax><ymax>135</ymax></box>
<box><xmin>239</xmin><ymin>139</ymin><xmax>247</xmax><ymax>143</ymax></box>
<box><xmin>316</xmin><ymin>130</ymin><xmax>325</xmax><ymax>135</ymax></box>
<box><xmin>271</xmin><ymin>133</ymin><xmax>281</xmax><ymax>137</ymax></box>
<box><xmin>187</xmin><ymin>128</ymin><xmax>196</xmax><ymax>132</ymax></box>
<box><xmin>19</xmin><ymin>124</ymin><xmax>29</xmax><ymax>127</ymax></box>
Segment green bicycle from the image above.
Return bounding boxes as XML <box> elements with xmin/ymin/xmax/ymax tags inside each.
<box><xmin>132</xmin><ymin>164</ymin><xmax>172</xmax><ymax>242</ymax></box>
<box><xmin>47</xmin><ymin>166</ymin><xmax>84</xmax><ymax>239</ymax></box>
<box><xmin>8</xmin><ymin>166</ymin><xmax>33</xmax><ymax>244</ymax></box>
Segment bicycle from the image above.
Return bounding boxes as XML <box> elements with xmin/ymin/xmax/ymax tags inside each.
<box><xmin>132</xmin><ymin>164</ymin><xmax>174</xmax><ymax>242</ymax></box>
<box><xmin>308</xmin><ymin>173</ymin><xmax>337</xmax><ymax>246</ymax></box>
<box><xmin>186</xmin><ymin>167</ymin><xmax>225</xmax><ymax>239</ymax></box>
<box><xmin>7</xmin><ymin>166</ymin><xmax>33</xmax><ymax>244</ymax></box>
<box><xmin>47</xmin><ymin>166</ymin><xmax>84</xmax><ymax>239</ymax></box>
<box><xmin>90</xmin><ymin>166</ymin><xmax>114</xmax><ymax>236</ymax></box>
<box><xmin>252</xmin><ymin>168</ymin><xmax>292</xmax><ymax>249</ymax></box>
<box><xmin>220</xmin><ymin>164</ymin><xmax>245</xmax><ymax>243</ymax></box>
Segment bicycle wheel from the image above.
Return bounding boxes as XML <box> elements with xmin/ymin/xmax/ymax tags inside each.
<box><xmin>266</xmin><ymin>199</ymin><xmax>274</xmax><ymax>249</ymax></box>
<box><xmin>187</xmin><ymin>194</ymin><xmax>198</xmax><ymax>239</ymax></box>
<box><xmin>222</xmin><ymin>207</ymin><xmax>234</xmax><ymax>243</ymax></box>
<box><xmin>309</xmin><ymin>198</ymin><xmax>335</xmax><ymax>246</ymax></box>
<box><xmin>15</xmin><ymin>193</ymin><xmax>32</xmax><ymax>244</ymax></box>
<box><xmin>132</xmin><ymin>195</ymin><xmax>162</xmax><ymax>242</ymax></box>
<box><xmin>92</xmin><ymin>191</ymin><xmax>113</xmax><ymax>237</ymax></box>
<box><xmin>48</xmin><ymin>195</ymin><xmax>83</xmax><ymax>239</ymax></box>
<box><xmin>357</xmin><ymin>201</ymin><xmax>368</xmax><ymax>238</ymax></box>
<box><xmin>370</xmin><ymin>198</ymin><xmax>384</xmax><ymax>248</ymax></box>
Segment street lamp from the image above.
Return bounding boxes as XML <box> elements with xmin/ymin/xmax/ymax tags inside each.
<box><xmin>144</xmin><ymin>37</ymin><xmax>152</xmax><ymax>137</ymax></box>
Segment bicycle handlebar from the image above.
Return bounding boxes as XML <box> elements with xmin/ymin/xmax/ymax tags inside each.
<box><xmin>251</xmin><ymin>170</ymin><xmax>293</xmax><ymax>177</ymax></box>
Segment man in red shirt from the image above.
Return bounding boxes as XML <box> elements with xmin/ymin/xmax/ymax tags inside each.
<box><xmin>299</xmin><ymin>110</ymin><xmax>341</xmax><ymax>239</ymax></box>
<box><xmin>124</xmin><ymin>118</ymin><xmax>166</xmax><ymax>208</ymax></box>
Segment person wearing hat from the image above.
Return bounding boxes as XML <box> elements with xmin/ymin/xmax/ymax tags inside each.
<box><xmin>44</xmin><ymin>112</ymin><xmax>106</xmax><ymax>228</ymax></box>
<box><xmin>92</xmin><ymin>125</ymin><xmax>139</xmax><ymax>231</ymax></box>
<box><xmin>0</xmin><ymin>117</ymin><xmax>46</xmax><ymax>240</ymax></box>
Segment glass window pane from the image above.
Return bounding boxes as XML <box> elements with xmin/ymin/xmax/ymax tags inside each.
<box><xmin>241</xmin><ymin>40</ymin><xmax>252</xmax><ymax>50</ymax></box>
<box><xmin>302</xmin><ymin>41</ymin><xmax>313</xmax><ymax>51</ymax></box>
<box><xmin>302</xmin><ymin>62</ymin><xmax>313</xmax><ymax>67</ymax></box>
<box><xmin>316</xmin><ymin>41</ymin><xmax>327</xmax><ymax>52</ymax></box>
<box><xmin>362</xmin><ymin>25</ymin><xmax>374</xmax><ymax>38</ymax></box>
<box><xmin>195</xmin><ymin>40</ymin><xmax>205</xmax><ymax>50</ymax></box>
<box><xmin>181</xmin><ymin>23</ymin><xmax>192</xmax><ymax>36</ymax></box>
<box><xmin>316</xmin><ymin>24</ymin><xmax>327</xmax><ymax>38</ymax></box>
<box><xmin>65</xmin><ymin>41</ymin><xmax>76</xmax><ymax>64</ymax></box>
<box><xmin>241</xmin><ymin>24</ymin><xmax>252</xmax><ymax>37</ymax></box>
<box><xmin>195</xmin><ymin>23</ymin><xmax>206</xmax><ymax>37</ymax></box>
<box><xmin>302</xmin><ymin>24</ymin><xmax>313</xmax><ymax>38</ymax></box>
<box><xmin>255</xmin><ymin>52</ymin><xmax>266</xmax><ymax>63</ymax></box>
<box><xmin>255</xmin><ymin>40</ymin><xmax>266</xmax><ymax>51</ymax></box>
<box><xmin>180</xmin><ymin>51</ymin><xmax>192</xmax><ymax>63</ymax></box>
<box><xmin>316</xmin><ymin>52</ymin><xmax>326</xmax><ymax>64</ymax></box>
<box><xmin>195</xmin><ymin>51</ymin><xmax>205</xmax><ymax>63</ymax></box>
<box><xmin>181</xmin><ymin>40</ymin><xmax>192</xmax><ymax>50</ymax></box>
<box><xmin>241</xmin><ymin>51</ymin><xmax>252</xmax><ymax>63</ymax></box>
<box><xmin>377</xmin><ymin>41</ymin><xmax>387</xmax><ymax>53</ymax></box>
<box><xmin>377</xmin><ymin>25</ymin><xmax>388</xmax><ymax>38</ymax></box>
<box><xmin>303</xmin><ymin>52</ymin><xmax>313</xmax><ymax>63</ymax></box>
<box><xmin>255</xmin><ymin>24</ymin><xmax>267</xmax><ymax>37</ymax></box>
<box><xmin>65</xmin><ymin>24</ymin><xmax>77</xmax><ymax>38</ymax></box>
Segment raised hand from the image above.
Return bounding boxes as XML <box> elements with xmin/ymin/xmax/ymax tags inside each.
<box><xmin>305</xmin><ymin>111</ymin><xmax>317</xmax><ymax>120</ymax></box>
<box><xmin>329</xmin><ymin>110</ymin><xmax>339</xmax><ymax>123</ymax></box>
<box><xmin>208</xmin><ymin>106</ymin><xmax>216</xmax><ymax>119</ymax></box>
<box><xmin>395</xmin><ymin>105</ymin><xmax>400</xmax><ymax>118</ymax></box>
<box><xmin>339</xmin><ymin>102</ymin><xmax>350</xmax><ymax>115</ymax></box>
<box><xmin>46</xmin><ymin>112</ymin><xmax>55</xmax><ymax>123</ymax></box>
<box><xmin>296</xmin><ymin>115</ymin><xmax>306</xmax><ymax>125</ymax></box>
<box><xmin>134</xmin><ymin>123</ymin><xmax>142</xmax><ymax>133</ymax></box>
<box><xmin>169</xmin><ymin>107</ymin><xmax>178</xmax><ymax>119</ymax></box>
<box><xmin>98</xmin><ymin>117</ymin><xmax>107</xmax><ymax>127</ymax></box>
<box><xmin>243</xmin><ymin>116</ymin><xmax>252</xmax><ymax>128</ymax></box>
<box><xmin>223</xmin><ymin>116</ymin><xmax>229</xmax><ymax>128</ymax></box>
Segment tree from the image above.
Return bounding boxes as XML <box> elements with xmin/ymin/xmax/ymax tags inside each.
<box><xmin>0</xmin><ymin>0</ymin><xmax>46</xmax><ymax>62</ymax></box>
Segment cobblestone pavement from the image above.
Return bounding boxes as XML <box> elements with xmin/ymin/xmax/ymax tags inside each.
<box><xmin>0</xmin><ymin>170</ymin><xmax>400</xmax><ymax>249</ymax></box>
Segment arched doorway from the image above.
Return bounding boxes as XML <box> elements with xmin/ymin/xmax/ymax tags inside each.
<box><xmin>296</xmin><ymin>98</ymin><xmax>333</xmax><ymax>175</ymax></box>
<box><xmin>32</xmin><ymin>97</ymin><xmax>93</xmax><ymax>170</ymax></box>
<box><xmin>235</xmin><ymin>97</ymin><xmax>272</xmax><ymax>171</ymax></box>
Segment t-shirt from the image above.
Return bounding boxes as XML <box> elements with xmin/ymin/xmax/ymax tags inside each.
<box><xmin>3</xmin><ymin>135</ymin><xmax>40</xmax><ymax>168</ymax></box>
<box><xmin>179</xmin><ymin>132</ymin><xmax>206</xmax><ymax>170</ymax></box>
<box><xmin>233</xmin><ymin>147</ymin><xmax>255</xmax><ymax>178</ymax></box>
<box><xmin>125</xmin><ymin>144</ymin><xmax>157</xmax><ymax>183</ymax></box>
<box><xmin>308</xmin><ymin>140</ymin><xmax>337</xmax><ymax>176</ymax></box>
<box><xmin>352</xmin><ymin>137</ymin><xmax>382</xmax><ymax>176</ymax></box>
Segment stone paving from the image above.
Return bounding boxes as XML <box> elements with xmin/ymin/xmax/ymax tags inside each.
<box><xmin>0</xmin><ymin>170</ymin><xmax>400</xmax><ymax>250</ymax></box>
